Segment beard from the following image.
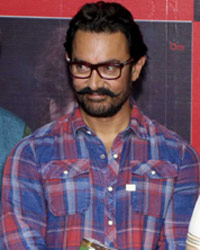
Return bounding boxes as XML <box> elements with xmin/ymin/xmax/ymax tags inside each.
<box><xmin>74</xmin><ymin>86</ymin><xmax>131</xmax><ymax>118</ymax></box>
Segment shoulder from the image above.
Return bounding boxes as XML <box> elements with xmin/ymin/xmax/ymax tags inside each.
<box><xmin>131</xmin><ymin>104</ymin><xmax>187</xmax><ymax>144</ymax></box>
<box><xmin>132</xmin><ymin>105</ymin><xmax>199</xmax><ymax>163</ymax></box>
<box><xmin>148</xmin><ymin>117</ymin><xmax>199</xmax><ymax>163</ymax></box>
<box><xmin>30</xmin><ymin>112</ymin><xmax>71</xmax><ymax>140</ymax></box>
<box><xmin>10</xmin><ymin>113</ymin><xmax>73</xmax><ymax>163</ymax></box>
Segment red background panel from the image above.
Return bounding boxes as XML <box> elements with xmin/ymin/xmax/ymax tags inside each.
<box><xmin>192</xmin><ymin>22</ymin><xmax>200</xmax><ymax>154</ymax></box>
<box><xmin>0</xmin><ymin>0</ymin><xmax>194</xmax><ymax>20</ymax></box>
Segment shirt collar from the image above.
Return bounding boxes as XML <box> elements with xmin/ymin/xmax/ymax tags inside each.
<box><xmin>129</xmin><ymin>102</ymin><xmax>150</xmax><ymax>140</ymax></box>
<box><xmin>68</xmin><ymin>104</ymin><xmax>89</xmax><ymax>136</ymax></box>
<box><xmin>68</xmin><ymin>99</ymin><xmax>150</xmax><ymax>140</ymax></box>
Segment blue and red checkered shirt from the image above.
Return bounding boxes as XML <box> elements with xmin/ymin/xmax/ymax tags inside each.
<box><xmin>1</xmin><ymin>102</ymin><xmax>200</xmax><ymax>249</ymax></box>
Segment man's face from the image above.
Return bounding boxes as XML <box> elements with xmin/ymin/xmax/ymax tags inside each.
<box><xmin>69</xmin><ymin>30</ymin><xmax>134</xmax><ymax>118</ymax></box>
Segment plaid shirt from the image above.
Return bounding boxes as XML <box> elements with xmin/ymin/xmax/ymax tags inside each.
<box><xmin>1</xmin><ymin>102</ymin><xmax>200</xmax><ymax>250</ymax></box>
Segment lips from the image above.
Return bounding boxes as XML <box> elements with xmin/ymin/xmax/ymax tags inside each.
<box><xmin>86</xmin><ymin>93</ymin><xmax>108</xmax><ymax>101</ymax></box>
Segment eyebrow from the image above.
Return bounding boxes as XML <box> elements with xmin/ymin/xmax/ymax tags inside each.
<box><xmin>73</xmin><ymin>57</ymin><xmax>122</xmax><ymax>64</ymax></box>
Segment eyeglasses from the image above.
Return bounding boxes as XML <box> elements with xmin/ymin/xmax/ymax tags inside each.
<box><xmin>66</xmin><ymin>57</ymin><xmax>134</xmax><ymax>80</ymax></box>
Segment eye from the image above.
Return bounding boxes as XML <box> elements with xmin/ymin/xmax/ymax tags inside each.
<box><xmin>102</xmin><ymin>64</ymin><xmax>118</xmax><ymax>73</ymax></box>
<box><xmin>106</xmin><ymin>65</ymin><xmax>115</xmax><ymax>71</ymax></box>
<box><xmin>75</xmin><ymin>63</ymin><xmax>89</xmax><ymax>72</ymax></box>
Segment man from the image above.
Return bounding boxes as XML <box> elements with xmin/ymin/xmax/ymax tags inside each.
<box><xmin>1</xmin><ymin>1</ymin><xmax>200</xmax><ymax>249</ymax></box>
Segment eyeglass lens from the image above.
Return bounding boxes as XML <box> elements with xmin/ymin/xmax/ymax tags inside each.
<box><xmin>70</xmin><ymin>63</ymin><xmax>121</xmax><ymax>79</ymax></box>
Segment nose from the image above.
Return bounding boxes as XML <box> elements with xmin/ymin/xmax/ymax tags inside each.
<box><xmin>87</xmin><ymin>68</ymin><xmax>103</xmax><ymax>90</ymax></box>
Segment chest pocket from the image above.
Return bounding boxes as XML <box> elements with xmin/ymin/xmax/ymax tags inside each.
<box><xmin>130</xmin><ymin>160</ymin><xmax>177</xmax><ymax>218</ymax></box>
<box><xmin>42</xmin><ymin>159</ymin><xmax>91</xmax><ymax>216</ymax></box>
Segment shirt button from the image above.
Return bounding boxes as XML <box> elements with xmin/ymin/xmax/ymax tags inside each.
<box><xmin>151</xmin><ymin>170</ymin><xmax>156</xmax><ymax>175</ymax></box>
<box><xmin>108</xmin><ymin>186</ymin><xmax>113</xmax><ymax>192</ymax></box>
<box><xmin>64</xmin><ymin>170</ymin><xmax>68</xmax><ymax>175</ymax></box>
<box><xmin>100</xmin><ymin>154</ymin><xmax>106</xmax><ymax>160</ymax></box>
<box><xmin>108</xmin><ymin>220</ymin><xmax>113</xmax><ymax>226</ymax></box>
<box><xmin>113</xmin><ymin>153</ymin><xmax>118</xmax><ymax>159</ymax></box>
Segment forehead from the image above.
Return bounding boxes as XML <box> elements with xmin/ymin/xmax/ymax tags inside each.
<box><xmin>72</xmin><ymin>30</ymin><xmax>130</xmax><ymax>62</ymax></box>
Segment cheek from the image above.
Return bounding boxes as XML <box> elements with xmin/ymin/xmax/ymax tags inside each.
<box><xmin>112</xmin><ymin>81</ymin><xmax>124</xmax><ymax>92</ymax></box>
<box><xmin>114</xmin><ymin>75</ymin><xmax>131</xmax><ymax>93</ymax></box>
<box><xmin>72</xmin><ymin>79</ymin><xmax>86</xmax><ymax>90</ymax></box>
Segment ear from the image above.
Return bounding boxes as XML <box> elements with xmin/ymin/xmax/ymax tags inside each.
<box><xmin>65</xmin><ymin>53</ymin><xmax>70</xmax><ymax>61</ymax></box>
<box><xmin>131</xmin><ymin>56</ymin><xmax>146</xmax><ymax>82</ymax></box>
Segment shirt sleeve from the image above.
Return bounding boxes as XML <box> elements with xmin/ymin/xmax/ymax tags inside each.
<box><xmin>158</xmin><ymin>144</ymin><xmax>200</xmax><ymax>249</ymax></box>
<box><xmin>1</xmin><ymin>138</ymin><xmax>47</xmax><ymax>250</ymax></box>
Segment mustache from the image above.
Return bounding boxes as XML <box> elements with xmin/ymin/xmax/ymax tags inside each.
<box><xmin>75</xmin><ymin>87</ymin><xmax>119</xmax><ymax>98</ymax></box>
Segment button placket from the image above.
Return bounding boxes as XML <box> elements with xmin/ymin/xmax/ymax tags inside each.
<box><xmin>107</xmin><ymin>186</ymin><xmax>113</xmax><ymax>192</ymax></box>
<box><xmin>108</xmin><ymin>220</ymin><xmax>113</xmax><ymax>226</ymax></box>
<box><xmin>113</xmin><ymin>153</ymin><xmax>118</xmax><ymax>159</ymax></box>
<box><xmin>63</xmin><ymin>170</ymin><xmax>68</xmax><ymax>175</ymax></box>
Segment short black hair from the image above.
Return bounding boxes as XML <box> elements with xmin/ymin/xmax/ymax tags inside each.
<box><xmin>64</xmin><ymin>1</ymin><xmax>148</xmax><ymax>63</ymax></box>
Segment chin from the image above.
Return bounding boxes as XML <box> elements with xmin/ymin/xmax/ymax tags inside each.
<box><xmin>81</xmin><ymin>103</ymin><xmax>124</xmax><ymax>118</ymax></box>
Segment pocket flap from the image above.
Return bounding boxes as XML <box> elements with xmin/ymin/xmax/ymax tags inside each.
<box><xmin>42</xmin><ymin>159</ymin><xmax>90</xmax><ymax>180</ymax></box>
<box><xmin>131</xmin><ymin>160</ymin><xmax>177</xmax><ymax>179</ymax></box>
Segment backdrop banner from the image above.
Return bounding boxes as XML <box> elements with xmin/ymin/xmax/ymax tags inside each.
<box><xmin>0</xmin><ymin>0</ymin><xmax>199</xmax><ymax>153</ymax></box>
